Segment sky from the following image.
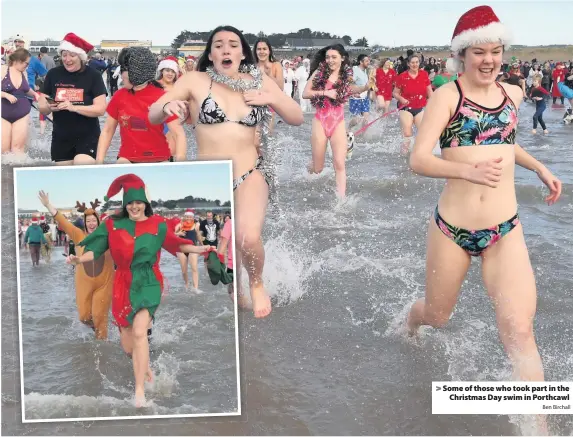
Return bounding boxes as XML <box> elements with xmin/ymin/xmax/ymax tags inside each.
<box><xmin>14</xmin><ymin>162</ymin><xmax>232</xmax><ymax>210</ymax></box>
<box><xmin>1</xmin><ymin>0</ymin><xmax>571</xmax><ymax>47</ymax></box>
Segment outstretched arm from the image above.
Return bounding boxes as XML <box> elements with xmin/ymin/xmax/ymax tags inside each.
<box><xmin>149</xmin><ymin>73</ymin><xmax>194</xmax><ymax>124</ymax></box>
<box><xmin>68</xmin><ymin>251</ymin><xmax>95</xmax><ymax>265</ymax></box>
<box><xmin>179</xmin><ymin>243</ymin><xmax>211</xmax><ymax>254</ymax></box>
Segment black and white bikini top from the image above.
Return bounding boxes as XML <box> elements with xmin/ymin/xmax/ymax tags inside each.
<box><xmin>196</xmin><ymin>79</ymin><xmax>265</xmax><ymax>127</ymax></box>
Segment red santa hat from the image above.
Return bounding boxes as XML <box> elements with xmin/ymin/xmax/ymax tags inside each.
<box><xmin>104</xmin><ymin>174</ymin><xmax>150</xmax><ymax>205</ymax></box>
<box><xmin>40</xmin><ymin>215</ymin><xmax>46</xmax><ymax>223</ymax></box>
<box><xmin>31</xmin><ymin>217</ymin><xmax>38</xmax><ymax>223</ymax></box>
<box><xmin>157</xmin><ymin>56</ymin><xmax>179</xmax><ymax>75</ymax></box>
<box><xmin>184</xmin><ymin>208</ymin><xmax>195</xmax><ymax>217</ymax></box>
<box><xmin>446</xmin><ymin>6</ymin><xmax>512</xmax><ymax>74</ymax></box>
<box><xmin>58</xmin><ymin>33</ymin><xmax>94</xmax><ymax>62</ymax></box>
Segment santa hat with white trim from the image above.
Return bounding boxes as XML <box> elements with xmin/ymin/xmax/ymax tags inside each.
<box><xmin>446</xmin><ymin>5</ymin><xmax>512</xmax><ymax>74</ymax></box>
<box><xmin>184</xmin><ymin>208</ymin><xmax>195</xmax><ymax>218</ymax></box>
<box><xmin>58</xmin><ymin>33</ymin><xmax>94</xmax><ymax>62</ymax></box>
<box><xmin>157</xmin><ymin>56</ymin><xmax>180</xmax><ymax>76</ymax></box>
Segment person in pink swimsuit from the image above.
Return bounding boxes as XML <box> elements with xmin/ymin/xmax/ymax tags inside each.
<box><xmin>303</xmin><ymin>44</ymin><xmax>369</xmax><ymax>197</ymax></box>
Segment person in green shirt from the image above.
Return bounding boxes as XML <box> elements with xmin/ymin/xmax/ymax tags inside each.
<box><xmin>24</xmin><ymin>217</ymin><xmax>48</xmax><ymax>266</ymax></box>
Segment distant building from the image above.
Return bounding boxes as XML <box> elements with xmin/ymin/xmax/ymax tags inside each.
<box><xmin>18</xmin><ymin>208</ymin><xmax>75</xmax><ymax>219</ymax></box>
<box><xmin>278</xmin><ymin>38</ymin><xmax>368</xmax><ymax>52</ymax></box>
<box><xmin>28</xmin><ymin>40</ymin><xmax>59</xmax><ymax>54</ymax></box>
<box><xmin>177</xmin><ymin>40</ymin><xmax>207</xmax><ymax>57</ymax></box>
<box><xmin>99</xmin><ymin>40</ymin><xmax>152</xmax><ymax>56</ymax></box>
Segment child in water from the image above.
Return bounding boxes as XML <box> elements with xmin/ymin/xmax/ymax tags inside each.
<box><xmin>530</xmin><ymin>74</ymin><xmax>550</xmax><ymax>134</ymax></box>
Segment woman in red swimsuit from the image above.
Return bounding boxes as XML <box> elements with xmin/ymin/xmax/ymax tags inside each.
<box><xmin>374</xmin><ymin>57</ymin><xmax>396</xmax><ymax>114</ymax></box>
<box><xmin>393</xmin><ymin>55</ymin><xmax>433</xmax><ymax>155</ymax></box>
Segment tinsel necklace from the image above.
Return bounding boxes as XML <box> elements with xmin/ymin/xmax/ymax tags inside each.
<box><xmin>205</xmin><ymin>64</ymin><xmax>277</xmax><ymax>201</ymax></box>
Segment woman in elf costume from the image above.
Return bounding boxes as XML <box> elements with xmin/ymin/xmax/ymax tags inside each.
<box><xmin>39</xmin><ymin>191</ymin><xmax>114</xmax><ymax>340</ymax></box>
<box><xmin>67</xmin><ymin>174</ymin><xmax>212</xmax><ymax>407</ymax></box>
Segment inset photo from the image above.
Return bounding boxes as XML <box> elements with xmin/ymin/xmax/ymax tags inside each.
<box><xmin>14</xmin><ymin>161</ymin><xmax>240</xmax><ymax>422</ymax></box>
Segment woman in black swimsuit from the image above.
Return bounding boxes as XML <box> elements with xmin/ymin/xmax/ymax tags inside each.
<box><xmin>149</xmin><ymin>25</ymin><xmax>303</xmax><ymax>319</ymax></box>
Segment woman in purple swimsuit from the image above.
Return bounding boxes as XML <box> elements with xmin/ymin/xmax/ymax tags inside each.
<box><xmin>1</xmin><ymin>48</ymin><xmax>39</xmax><ymax>154</ymax></box>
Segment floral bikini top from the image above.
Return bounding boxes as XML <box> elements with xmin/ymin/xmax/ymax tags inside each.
<box><xmin>197</xmin><ymin>79</ymin><xmax>265</xmax><ymax>127</ymax></box>
<box><xmin>439</xmin><ymin>80</ymin><xmax>518</xmax><ymax>148</ymax></box>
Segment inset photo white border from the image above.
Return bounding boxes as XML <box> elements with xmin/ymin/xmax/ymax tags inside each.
<box><xmin>13</xmin><ymin>161</ymin><xmax>241</xmax><ymax>423</ymax></box>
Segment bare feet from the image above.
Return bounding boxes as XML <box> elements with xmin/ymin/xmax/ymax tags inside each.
<box><xmin>531</xmin><ymin>129</ymin><xmax>537</xmax><ymax>134</ymax></box>
<box><xmin>543</xmin><ymin>129</ymin><xmax>549</xmax><ymax>134</ymax></box>
<box><xmin>406</xmin><ymin>307</ymin><xmax>419</xmax><ymax>337</ymax></box>
<box><xmin>237</xmin><ymin>292</ymin><xmax>251</xmax><ymax>310</ymax></box>
<box><xmin>135</xmin><ymin>388</ymin><xmax>146</xmax><ymax>408</ymax></box>
<box><xmin>145</xmin><ymin>367</ymin><xmax>154</xmax><ymax>383</ymax></box>
<box><xmin>251</xmin><ymin>284</ymin><xmax>272</xmax><ymax>318</ymax></box>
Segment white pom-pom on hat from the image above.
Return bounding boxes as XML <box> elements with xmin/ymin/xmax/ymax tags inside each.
<box><xmin>446</xmin><ymin>57</ymin><xmax>462</xmax><ymax>74</ymax></box>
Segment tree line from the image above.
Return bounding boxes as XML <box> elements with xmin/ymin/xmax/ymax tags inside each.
<box><xmin>102</xmin><ymin>195</ymin><xmax>231</xmax><ymax>212</ymax></box>
<box><xmin>171</xmin><ymin>28</ymin><xmax>369</xmax><ymax>50</ymax></box>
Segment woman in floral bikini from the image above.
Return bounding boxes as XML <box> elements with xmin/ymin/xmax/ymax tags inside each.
<box><xmin>406</xmin><ymin>8</ymin><xmax>561</xmax><ymax>433</ymax></box>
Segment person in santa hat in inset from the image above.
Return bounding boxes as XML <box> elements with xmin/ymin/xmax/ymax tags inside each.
<box><xmin>184</xmin><ymin>56</ymin><xmax>196</xmax><ymax>73</ymax></box>
<box><xmin>37</xmin><ymin>32</ymin><xmax>108</xmax><ymax>165</ymax></box>
<box><xmin>406</xmin><ymin>7</ymin><xmax>562</xmax><ymax>426</ymax></box>
<box><xmin>23</xmin><ymin>216</ymin><xmax>48</xmax><ymax>266</ymax></box>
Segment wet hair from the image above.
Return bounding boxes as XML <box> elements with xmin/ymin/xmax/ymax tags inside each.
<box><xmin>8</xmin><ymin>48</ymin><xmax>31</xmax><ymax>66</ymax></box>
<box><xmin>253</xmin><ymin>37</ymin><xmax>276</xmax><ymax>63</ymax></box>
<box><xmin>196</xmin><ymin>25</ymin><xmax>255</xmax><ymax>72</ymax></box>
<box><xmin>112</xmin><ymin>202</ymin><xmax>154</xmax><ymax>220</ymax></box>
<box><xmin>309</xmin><ymin>44</ymin><xmax>350</xmax><ymax>79</ymax></box>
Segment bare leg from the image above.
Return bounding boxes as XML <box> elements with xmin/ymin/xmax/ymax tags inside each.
<box><xmin>132</xmin><ymin>309</ymin><xmax>153</xmax><ymax>407</ymax></box>
<box><xmin>1</xmin><ymin>119</ymin><xmax>12</xmax><ymax>153</ymax></box>
<box><xmin>407</xmin><ymin>218</ymin><xmax>471</xmax><ymax>334</ymax></box>
<box><xmin>188</xmin><ymin>253</ymin><xmax>199</xmax><ymax>290</ymax></box>
<box><xmin>73</xmin><ymin>154</ymin><xmax>96</xmax><ymax>165</ymax></box>
<box><xmin>234</xmin><ymin>170</ymin><xmax>271</xmax><ymax>318</ymax></box>
<box><xmin>399</xmin><ymin>110</ymin><xmax>414</xmax><ymax>155</ymax></box>
<box><xmin>482</xmin><ymin>224</ymin><xmax>547</xmax><ymax>434</ymax></box>
<box><xmin>329</xmin><ymin>121</ymin><xmax>348</xmax><ymax>198</ymax></box>
<box><xmin>177</xmin><ymin>252</ymin><xmax>189</xmax><ymax>289</ymax></box>
<box><xmin>10</xmin><ymin>114</ymin><xmax>30</xmax><ymax>154</ymax></box>
<box><xmin>309</xmin><ymin>118</ymin><xmax>328</xmax><ymax>174</ymax></box>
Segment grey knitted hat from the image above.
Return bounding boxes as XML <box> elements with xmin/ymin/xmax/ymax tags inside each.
<box><xmin>118</xmin><ymin>46</ymin><xmax>157</xmax><ymax>87</ymax></box>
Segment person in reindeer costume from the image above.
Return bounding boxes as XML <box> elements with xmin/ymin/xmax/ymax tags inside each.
<box><xmin>67</xmin><ymin>173</ymin><xmax>212</xmax><ymax>407</ymax></box>
<box><xmin>39</xmin><ymin>191</ymin><xmax>115</xmax><ymax>339</ymax></box>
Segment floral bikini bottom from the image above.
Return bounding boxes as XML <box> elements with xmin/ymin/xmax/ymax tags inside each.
<box><xmin>434</xmin><ymin>207</ymin><xmax>520</xmax><ymax>256</ymax></box>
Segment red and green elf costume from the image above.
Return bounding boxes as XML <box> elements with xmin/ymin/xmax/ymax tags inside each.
<box><xmin>78</xmin><ymin>174</ymin><xmax>194</xmax><ymax>328</ymax></box>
